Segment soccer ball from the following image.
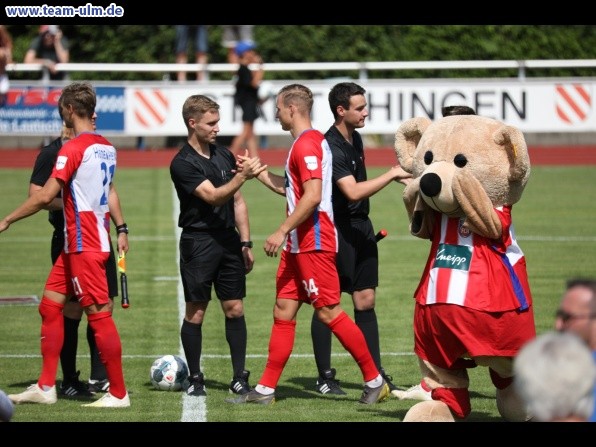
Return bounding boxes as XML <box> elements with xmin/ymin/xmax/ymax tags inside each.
<box><xmin>150</xmin><ymin>355</ymin><xmax>189</xmax><ymax>391</ymax></box>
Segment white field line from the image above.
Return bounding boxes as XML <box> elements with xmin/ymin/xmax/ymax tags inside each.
<box><xmin>0</xmin><ymin>352</ymin><xmax>415</xmax><ymax>359</ymax></box>
<box><xmin>8</xmin><ymin>235</ymin><xmax>596</xmax><ymax>243</ymax></box>
<box><xmin>170</xmin><ymin>186</ymin><xmax>207</xmax><ymax>422</ymax></box>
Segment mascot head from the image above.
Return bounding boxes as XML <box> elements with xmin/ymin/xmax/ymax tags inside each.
<box><xmin>394</xmin><ymin>115</ymin><xmax>530</xmax><ymax>217</ymax></box>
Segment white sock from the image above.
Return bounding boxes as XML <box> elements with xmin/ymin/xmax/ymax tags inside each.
<box><xmin>365</xmin><ymin>374</ymin><xmax>383</xmax><ymax>388</ymax></box>
<box><xmin>255</xmin><ymin>384</ymin><xmax>275</xmax><ymax>395</ymax></box>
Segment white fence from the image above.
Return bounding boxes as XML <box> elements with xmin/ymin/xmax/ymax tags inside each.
<box><xmin>2</xmin><ymin>60</ymin><xmax>596</xmax><ymax>138</ymax></box>
<box><xmin>7</xmin><ymin>59</ymin><xmax>596</xmax><ymax>82</ymax></box>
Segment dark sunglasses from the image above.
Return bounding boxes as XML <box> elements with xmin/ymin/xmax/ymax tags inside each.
<box><xmin>555</xmin><ymin>309</ymin><xmax>596</xmax><ymax>323</ymax></box>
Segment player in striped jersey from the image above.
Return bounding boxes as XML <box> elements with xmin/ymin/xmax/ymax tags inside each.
<box><xmin>1</xmin><ymin>82</ymin><xmax>129</xmax><ymax>408</ymax></box>
<box><xmin>227</xmin><ymin>84</ymin><xmax>390</xmax><ymax>405</ymax></box>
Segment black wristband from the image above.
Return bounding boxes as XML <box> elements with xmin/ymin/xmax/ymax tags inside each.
<box><xmin>240</xmin><ymin>240</ymin><xmax>253</xmax><ymax>248</ymax></box>
<box><xmin>116</xmin><ymin>223</ymin><xmax>129</xmax><ymax>234</ymax></box>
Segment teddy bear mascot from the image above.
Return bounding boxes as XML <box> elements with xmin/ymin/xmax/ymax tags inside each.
<box><xmin>393</xmin><ymin>114</ymin><xmax>535</xmax><ymax>422</ymax></box>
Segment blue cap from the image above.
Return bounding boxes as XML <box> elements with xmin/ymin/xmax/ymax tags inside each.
<box><xmin>235</xmin><ymin>40</ymin><xmax>256</xmax><ymax>57</ymax></box>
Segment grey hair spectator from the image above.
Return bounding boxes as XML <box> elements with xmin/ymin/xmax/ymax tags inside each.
<box><xmin>513</xmin><ymin>331</ymin><xmax>596</xmax><ymax>422</ymax></box>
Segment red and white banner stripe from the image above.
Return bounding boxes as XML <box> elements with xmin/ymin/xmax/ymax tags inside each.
<box><xmin>555</xmin><ymin>83</ymin><xmax>592</xmax><ymax>124</ymax></box>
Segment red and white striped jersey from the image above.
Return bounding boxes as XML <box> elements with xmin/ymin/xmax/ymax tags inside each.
<box><xmin>51</xmin><ymin>132</ymin><xmax>116</xmax><ymax>254</ymax></box>
<box><xmin>414</xmin><ymin>205</ymin><xmax>532</xmax><ymax>312</ymax></box>
<box><xmin>284</xmin><ymin>129</ymin><xmax>337</xmax><ymax>253</ymax></box>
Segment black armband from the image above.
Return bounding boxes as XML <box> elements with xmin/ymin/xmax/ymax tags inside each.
<box><xmin>116</xmin><ymin>223</ymin><xmax>129</xmax><ymax>234</ymax></box>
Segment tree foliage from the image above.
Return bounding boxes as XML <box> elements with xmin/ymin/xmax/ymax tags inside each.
<box><xmin>6</xmin><ymin>25</ymin><xmax>596</xmax><ymax>82</ymax></box>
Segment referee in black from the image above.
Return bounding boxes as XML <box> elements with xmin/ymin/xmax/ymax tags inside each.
<box><xmin>310</xmin><ymin>82</ymin><xmax>412</xmax><ymax>396</ymax></box>
<box><xmin>170</xmin><ymin>94</ymin><xmax>266</xmax><ymax>398</ymax></box>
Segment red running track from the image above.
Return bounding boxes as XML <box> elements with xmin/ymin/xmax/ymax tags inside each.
<box><xmin>1</xmin><ymin>146</ymin><xmax>595</xmax><ymax>169</ymax></box>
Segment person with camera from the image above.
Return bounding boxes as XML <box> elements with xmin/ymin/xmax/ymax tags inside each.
<box><xmin>24</xmin><ymin>25</ymin><xmax>69</xmax><ymax>81</ymax></box>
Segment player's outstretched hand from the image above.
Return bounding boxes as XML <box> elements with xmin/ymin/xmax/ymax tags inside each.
<box><xmin>392</xmin><ymin>165</ymin><xmax>413</xmax><ymax>186</ymax></box>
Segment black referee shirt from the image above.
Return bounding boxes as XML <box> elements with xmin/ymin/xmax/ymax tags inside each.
<box><xmin>325</xmin><ymin>125</ymin><xmax>370</xmax><ymax>220</ymax></box>
<box><xmin>29</xmin><ymin>137</ymin><xmax>65</xmax><ymax>232</ymax></box>
<box><xmin>170</xmin><ymin>142</ymin><xmax>238</xmax><ymax>231</ymax></box>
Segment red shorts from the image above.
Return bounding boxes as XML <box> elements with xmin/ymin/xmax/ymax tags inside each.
<box><xmin>45</xmin><ymin>251</ymin><xmax>110</xmax><ymax>308</ymax></box>
<box><xmin>413</xmin><ymin>302</ymin><xmax>536</xmax><ymax>369</ymax></box>
<box><xmin>276</xmin><ymin>250</ymin><xmax>340</xmax><ymax>308</ymax></box>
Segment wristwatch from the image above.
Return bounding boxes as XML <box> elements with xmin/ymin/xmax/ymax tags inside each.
<box><xmin>116</xmin><ymin>223</ymin><xmax>129</xmax><ymax>234</ymax></box>
<box><xmin>240</xmin><ymin>241</ymin><xmax>253</xmax><ymax>248</ymax></box>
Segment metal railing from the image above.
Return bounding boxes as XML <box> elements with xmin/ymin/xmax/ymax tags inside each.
<box><xmin>6</xmin><ymin>59</ymin><xmax>596</xmax><ymax>82</ymax></box>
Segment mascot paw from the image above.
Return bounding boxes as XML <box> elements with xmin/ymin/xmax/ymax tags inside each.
<box><xmin>402</xmin><ymin>401</ymin><xmax>455</xmax><ymax>422</ymax></box>
<box><xmin>392</xmin><ymin>383</ymin><xmax>432</xmax><ymax>401</ymax></box>
<box><xmin>496</xmin><ymin>385</ymin><xmax>532</xmax><ymax>422</ymax></box>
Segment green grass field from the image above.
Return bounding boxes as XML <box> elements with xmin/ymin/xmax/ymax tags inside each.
<box><xmin>0</xmin><ymin>165</ymin><xmax>595</xmax><ymax>423</ymax></box>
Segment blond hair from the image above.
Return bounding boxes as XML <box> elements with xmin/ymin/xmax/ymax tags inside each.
<box><xmin>181</xmin><ymin>95</ymin><xmax>220</xmax><ymax>131</ymax></box>
<box><xmin>277</xmin><ymin>84</ymin><xmax>313</xmax><ymax>114</ymax></box>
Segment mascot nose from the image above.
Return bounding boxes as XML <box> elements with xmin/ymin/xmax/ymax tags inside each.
<box><xmin>420</xmin><ymin>172</ymin><xmax>442</xmax><ymax>197</ymax></box>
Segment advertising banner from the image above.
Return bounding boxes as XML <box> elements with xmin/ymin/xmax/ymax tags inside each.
<box><xmin>2</xmin><ymin>80</ymin><xmax>594</xmax><ymax>136</ymax></box>
<box><xmin>124</xmin><ymin>80</ymin><xmax>596</xmax><ymax>136</ymax></box>
<box><xmin>0</xmin><ymin>85</ymin><xmax>125</xmax><ymax>135</ymax></box>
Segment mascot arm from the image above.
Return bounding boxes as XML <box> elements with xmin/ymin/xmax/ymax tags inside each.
<box><xmin>453</xmin><ymin>171</ymin><xmax>502</xmax><ymax>239</ymax></box>
<box><xmin>403</xmin><ymin>179</ymin><xmax>433</xmax><ymax>240</ymax></box>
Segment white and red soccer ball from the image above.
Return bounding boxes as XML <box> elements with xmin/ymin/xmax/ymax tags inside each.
<box><xmin>150</xmin><ymin>355</ymin><xmax>189</xmax><ymax>391</ymax></box>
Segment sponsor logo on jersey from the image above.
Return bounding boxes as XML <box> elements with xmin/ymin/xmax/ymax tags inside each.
<box><xmin>56</xmin><ymin>155</ymin><xmax>67</xmax><ymax>170</ymax></box>
<box><xmin>304</xmin><ymin>156</ymin><xmax>318</xmax><ymax>170</ymax></box>
<box><xmin>434</xmin><ymin>243</ymin><xmax>472</xmax><ymax>270</ymax></box>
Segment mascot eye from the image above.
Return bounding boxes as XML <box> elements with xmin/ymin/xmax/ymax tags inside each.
<box><xmin>453</xmin><ymin>154</ymin><xmax>467</xmax><ymax>168</ymax></box>
<box><xmin>424</xmin><ymin>151</ymin><xmax>433</xmax><ymax>165</ymax></box>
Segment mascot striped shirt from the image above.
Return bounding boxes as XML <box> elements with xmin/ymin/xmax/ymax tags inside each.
<box><xmin>413</xmin><ymin>205</ymin><xmax>532</xmax><ymax>312</ymax></box>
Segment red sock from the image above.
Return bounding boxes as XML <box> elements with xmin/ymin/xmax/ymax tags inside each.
<box><xmin>38</xmin><ymin>298</ymin><xmax>64</xmax><ymax>388</ymax></box>
<box><xmin>328</xmin><ymin>311</ymin><xmax>378</xmax><ymax>382</ymax></box>
<box><xmin>432</xmin><ymin>387</ymin><xmax>471</xmax><ymax>419</ymax></box>
<box><xmin>87</xmin><ymin>312</ymin><xmax>126</xmax><ymax>399</ymax></box>
<box><xmin>259</xmin><ymin>318</ymin><xmax>296</xmax><ymax>389</ymax></box>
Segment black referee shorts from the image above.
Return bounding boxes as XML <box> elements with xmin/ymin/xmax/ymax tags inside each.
<box><xmin>335</xmin><ymin>218</ymin><xmax>379</xmax><ymax>294</ymax></box>
<box><xmin>179</xmin><ymin>229</ymin><xmax>246</xmax><ymax>302</ymax></box>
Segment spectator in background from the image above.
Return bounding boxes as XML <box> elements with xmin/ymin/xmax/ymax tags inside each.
<box><xmin>554</xmin><ymin>278</ymin><xmax>596</xmax><ymax>422</ymax></box>
<box><xmin>0</xmin><ymin>25</ymin><xmax>12</xmax><ymax>105</ymax></box>
<box><xmin>24</xmin><ymin>25</ymin><xmax>69</xmax><ymax>81</ymax></box>
<box><xmin>229</xmin><ymin>41</ymin><xmax>264</xmax><ymax>158</ymax></box>
<box><xmin>221</xmin><ymin>25</ymin><xmax>254</xmax><ymax>64</ymax></box>
<box><xmin>175</xmin><ymin>25</ymin><xmax>208</xmax><ymax>82</ymax></box>
<box><xmin>513</xmin><ymin>331</ymin><xmax>596</xmax><ymax>422</ymax></box>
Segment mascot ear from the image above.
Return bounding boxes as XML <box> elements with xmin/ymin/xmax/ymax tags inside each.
<box><xmin>492</xmin><ymin>124</ymin><xmax>531</xmax><ymax>185</ymax></box>
<box><xmin>395</xmin><ymin>117</ymin><xmax>432</xmax><ymax>173</ymax></box>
